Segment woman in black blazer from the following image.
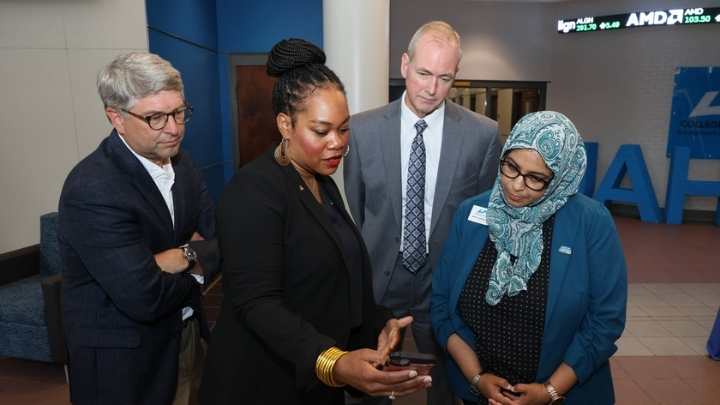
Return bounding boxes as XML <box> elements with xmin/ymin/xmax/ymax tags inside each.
<box><xmin>200</xmin><ymin>39</ymin><xmax>431</xmax><ymax>405</ymax></box>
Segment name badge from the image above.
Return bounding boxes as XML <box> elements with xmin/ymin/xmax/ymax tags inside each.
<box><xmin>558</xmin><ymin>246</ymin><xmax>573</xmax><ymax>255</ymax></box>
<box><xmin>467</xmin><ymin>205</ymin><xmax>487</xmax><ymax>225</ymax></box>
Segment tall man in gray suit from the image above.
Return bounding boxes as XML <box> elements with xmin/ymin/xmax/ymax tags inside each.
<box><xmin>344</xmin><ymin>21</ymin><xmax>501</xmax><ymax>404</ymax></box>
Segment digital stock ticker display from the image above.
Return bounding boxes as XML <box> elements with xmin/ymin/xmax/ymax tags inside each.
<box><xmin>558</xmin><ymin>7</ymin><xmax>720</xmax><ymax>34</ymax></box>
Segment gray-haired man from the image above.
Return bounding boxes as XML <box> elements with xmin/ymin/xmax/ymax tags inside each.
<box><xmin>59</xmin><ymin>52</ymin><xmax>218</xmax><ymax>405</ymax></box>
<box><xmin>344</xmin><ymin>21</ymin><xmax>501</xmax><ymax>405</ymax></box>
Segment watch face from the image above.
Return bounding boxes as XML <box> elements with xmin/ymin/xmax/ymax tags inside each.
<box><xmin>184</xmin><ymin>246</ymin><xmax>197</xmax><ymax>262</ymax></box>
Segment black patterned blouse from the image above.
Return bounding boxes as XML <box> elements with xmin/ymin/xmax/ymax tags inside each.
<box><xmin>458</xmin><ymin>216</ymin><xmax>555</xmax><ymax>403</ymax></box>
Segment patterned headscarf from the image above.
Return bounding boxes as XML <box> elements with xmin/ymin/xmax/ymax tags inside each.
<box><xmin>485</xmin><ymin>111</ymin><xmax>586</xmax><ymax>305</ymax></box>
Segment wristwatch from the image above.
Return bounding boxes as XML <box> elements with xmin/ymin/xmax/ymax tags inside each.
<box><xmin>180</xmin><ymin>243</ymin><xmax>197</xmax><ymax>270</ymax></box>
<box><xmin>468</xmin><ymin>372</ymin><xmax>483</xmax><ymax>396</ymax></box>
<box><xmin>544</xmin><ymin>382</ymin><xmax>565</xmax><ymax>404</ymax></box>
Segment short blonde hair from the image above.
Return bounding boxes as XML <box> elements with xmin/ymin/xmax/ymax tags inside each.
<box><xmin>407</xmin><ymin>21</ymin><xmax>462</xmax><ymax>61</ymax></box>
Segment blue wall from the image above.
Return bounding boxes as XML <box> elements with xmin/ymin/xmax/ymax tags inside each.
<box><xmin>215</xmin><ymin>0</ymin><xmax>323</xmax><ymax>180</ymax></box>
<box><xmin>147</xmin><ymin>1</ymin><xmax>218</xmax><ymax>50</ymax></box>
<box><xmin>216</xmin><ymin>0</ymin><xmax>323</xmax><ymax>53</ymax></box>
<box><xmin>148</xmin><ymin>0</ymin><xmax>324</xmax><ymax>188</ymax></box>
<box><xmin>147</xmin><ymin>1</ymin><xmax>225</xmax><ymax>200</ymax></box>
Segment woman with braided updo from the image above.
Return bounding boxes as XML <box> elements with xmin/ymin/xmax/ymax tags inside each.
<box><xmin>431</xmin><ymin>111</ymin><xmax>627</xmax><ymax>405</ymax></box>
<box><xmin>200</xmin><ymin>39</ymin><xmax>431</xmax><ymax>405</ymax></box>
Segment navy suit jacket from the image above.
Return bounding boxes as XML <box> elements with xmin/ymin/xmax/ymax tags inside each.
<box><xmin>431</xmin><ymin>192</ymin><xmax>627</xmax><ymax>404</ymax></box>
<box><xmin>59</xmin><ymin>131</ymin><xmax>216</xmax><ymax>405</ymax></box>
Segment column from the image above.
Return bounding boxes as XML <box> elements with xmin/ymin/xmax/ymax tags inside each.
<box><xmin>323</xmin><ymin>0</ymin><xmax>390</xmax><ymax>203</ymax></box>
<box><xmin>323</xmin><ymin>0</ymin><xmax>390</xmax><ymax>114</ymax></box>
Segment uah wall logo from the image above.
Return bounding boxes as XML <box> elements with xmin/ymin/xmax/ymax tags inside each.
<box><xmin>668</xmin><ymin>67</ymin><xmax>720</xmax><ymax>159</ymax></box>
<box><xmin>689</xmin><ymin>91</ymin><xmax>720</xmax><ymax>118</ymax></box>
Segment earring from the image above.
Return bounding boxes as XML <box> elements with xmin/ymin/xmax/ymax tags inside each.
<box><xmin>343</xmin><ymin>143</ymin><xmax>350</xmax><ymax>157</ymax></box>
<box><xmin>274</xmin><ymin>138</ymin><xmax>290</xmax><ymax>166</ymax></box>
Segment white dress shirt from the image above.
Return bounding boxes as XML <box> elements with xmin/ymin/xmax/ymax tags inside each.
<box><xmin>400</xmin><ymin>92</ymin><xmax>445</xmax><ymax>253</ymax></box>
<box><xmin>118</xmin><ymin>135</ymin><xmax>176</xmax><ymax>226</ymax></box>
<box><xmin>119</xmin><ymin>134</ymin><xmax>198</xmax><ymax>321</ymax></box>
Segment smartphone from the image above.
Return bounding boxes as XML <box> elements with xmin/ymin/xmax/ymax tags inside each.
<box><xmin>385</xmin><ymin>351</ymin><xmax>437</xmax><ymax>375</ymax></box>
<box><xmin>500</xmin><ymin>387</ymin><xmax>523</xmax><ymax>397</ymax></box>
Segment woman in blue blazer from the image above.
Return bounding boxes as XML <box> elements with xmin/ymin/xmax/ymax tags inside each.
<box><xmin>431</xmin><ymin>111</ymin><xmax>627</xmax><ymax>405</ymax></box>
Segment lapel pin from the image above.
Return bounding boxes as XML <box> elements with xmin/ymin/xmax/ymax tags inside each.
<box><xmin>299</xmin><ymin>185</ymin><xmax>304</xmax><ymax>191</ymax></box>
<box><xmin>558</xmin><ymin>246</ymin><xmax>572</xmax><ymax>255</ymax></box>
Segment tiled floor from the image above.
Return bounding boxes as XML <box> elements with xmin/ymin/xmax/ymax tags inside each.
<box><xmin>617</xmin><ymin>283</ymin><xmax>719</xmax><ymax>357</ymax></box>
<box><xmin>1</xmin><ymin>216</ymin><xmax>719</xmax><ymax>404</ymax></box>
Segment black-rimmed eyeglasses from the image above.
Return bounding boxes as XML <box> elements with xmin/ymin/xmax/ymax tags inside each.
<box><xmin>122</xmin><ymin>105</ymin><xmax>193</xmax><ymax>130</ymax></box>
<box><xmin>500</xmin><ymin>159</ymin><xmax>553</xmax><ymax>191</ymax></box>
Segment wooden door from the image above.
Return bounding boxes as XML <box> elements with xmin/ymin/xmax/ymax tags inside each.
<box><xmin>235</xmin><ymin>65</ymin><xmax>280</xmax><ymax>167</ymax></box>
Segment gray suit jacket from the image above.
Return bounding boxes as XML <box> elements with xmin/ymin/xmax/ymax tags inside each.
<box><xmin>344</xmin><ymin>99</ymin><xmax>501</xmax><ymax>304</ymax></box>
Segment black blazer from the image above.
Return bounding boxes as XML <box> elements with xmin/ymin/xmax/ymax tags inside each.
<box><xmin>58</xmin><ymin>131</ymin><xmax>217</xmax><ymax>405</ymax></box>
<box><xmin>200</xmin><ymin>149</ymin><xmax>388</xmax><ymax>405</ymax></box>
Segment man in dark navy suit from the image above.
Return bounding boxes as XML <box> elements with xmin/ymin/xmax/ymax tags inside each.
<box><xmin>58</xmin><ymin>52</ymin><xmax>218</xmax><ymax>405</ymax></box>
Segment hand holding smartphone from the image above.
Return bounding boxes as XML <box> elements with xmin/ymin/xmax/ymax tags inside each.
<box><xmin>383</xmin><ymin>351</ymin><xmax>437</xmax><ymax>376</ymax></box>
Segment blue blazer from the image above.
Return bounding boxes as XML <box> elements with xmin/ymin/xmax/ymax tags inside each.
<box><xmin>431</xmin><ymin>191</ymin><xmax>627</xmax><ymax>404</ymax></box>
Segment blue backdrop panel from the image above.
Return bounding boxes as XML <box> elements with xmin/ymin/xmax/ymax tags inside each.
<box><xmin>216</xmin><ymin>0</ymin><xmax>323</xmax><ymax>53</ymax></box>
<box><xmin>579</xmin><ymin>142</ymin><xmax>598</xmax><ymax>196</ymax></box>
<box><xmin>148</xmin><ymin>30</ymin><xmax>224</xmax><ymax>200</ymax></box>
<box><xmin>667</xmin><ymin>67</ymin><xmax>720</xmax><ymax>159</ymax></box>
<box><xmin>665</xmin><ymin>146</ymin><xmax>720</xmax><ymax>225</ymax></box>
<box><xmin>146</xmin><ymin>0</ymin><xmax>217</xmax><ymax>50</ymax></box>
<box><xmin>594</xmin><ymin>144</ymin><xmax>662</xmax><ymax>223</ymax></box>
<box><xmin>217</xmin><ymin>55</ymin><xmax>235</xmax><ymax>182</ymax></box>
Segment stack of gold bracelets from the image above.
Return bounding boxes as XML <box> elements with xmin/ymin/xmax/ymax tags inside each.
<box><xmin>315</xmin><ymin>346</ymin><xmax>348</xmax><ymax>387</ymax></box>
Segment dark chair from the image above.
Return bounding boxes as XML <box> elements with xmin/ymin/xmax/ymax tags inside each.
<box><xmin>0</xmin><ymin>213</ymin><xmax>66</xmax><ymax>365</ymax></box>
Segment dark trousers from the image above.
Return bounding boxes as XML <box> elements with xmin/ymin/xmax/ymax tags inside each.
<box><xmin>357</xmin><ymin>254</ymin><xmax>456</xmax><ymax>405</ymax></box>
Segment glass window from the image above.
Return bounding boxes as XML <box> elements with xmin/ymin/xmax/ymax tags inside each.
<box><xmin>390</xmin><ymin>80</ymin><xmax>547</xmax><ymax>139</ymax></box>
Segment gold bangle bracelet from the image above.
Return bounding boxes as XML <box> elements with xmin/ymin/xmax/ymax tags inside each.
<box><xmin>315</xmin><ymin>346</ymin><xmax>348</xmax><ymax>387</ymax></box>
<box><xmin>317</xmin><ymin>347</ymin><xmax>346</xmax><ymax>387</ymax></box>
